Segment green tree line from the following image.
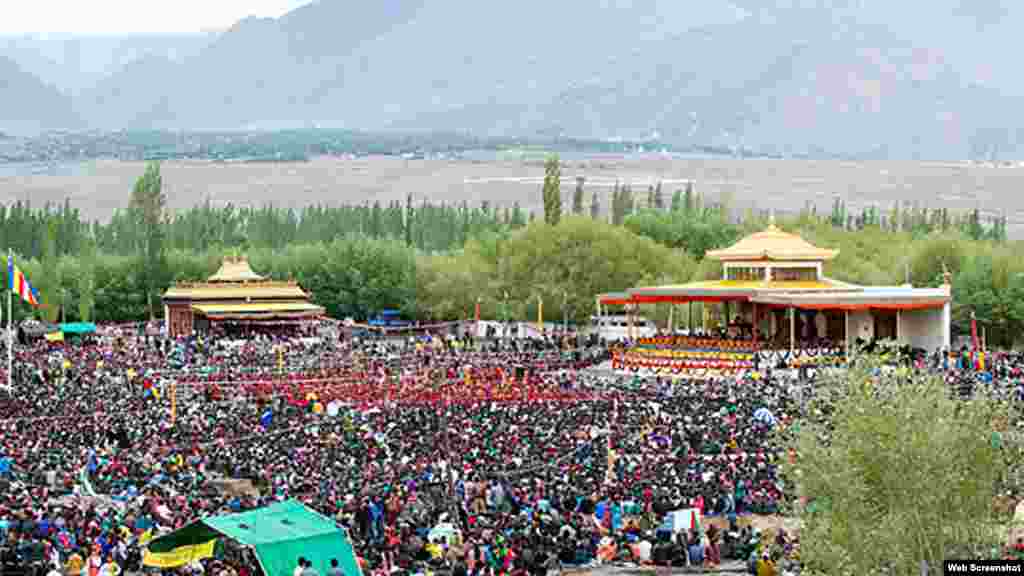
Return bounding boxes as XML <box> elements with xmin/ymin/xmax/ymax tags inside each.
<box><xmin>13</xmin><ymin>213</ymin><xmax>1021</xmax><ymax>347</ymax></box>
<box><xmin>5</xmin><ymin>161</ymin><xmax>1023</xmax><ymax>348</ymax></box>
<box><xmin>826</xmin><ymin>197</ymin><xmax>1009</xmax><ymax>241</ymax></box>
<box><xmin>2</xmin><ymin>196</ymin><xmax>525</xmax><ymax>259</ymax></box>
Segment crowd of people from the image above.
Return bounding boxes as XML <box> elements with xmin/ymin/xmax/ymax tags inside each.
<box><xmin>3</xmin><ymin>320</ymin><xmax>1019</xmax><ymax>576</ymax></box>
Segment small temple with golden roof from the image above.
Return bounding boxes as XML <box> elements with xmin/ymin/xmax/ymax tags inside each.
<box><xmin>598</xmin><ymin>224</ymin><xmax>951</xmax><ymax>373</ymax></box>
<box><xmin>162</xmin><ymin>256</ymin><xmax>325</xmax><ymax>338</ymax></box>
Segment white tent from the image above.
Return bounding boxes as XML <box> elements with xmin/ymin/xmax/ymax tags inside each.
<box><xmin>660</xmin><ymin>508</ymin><xmax>702</xmax><ymax>534</ymax></box>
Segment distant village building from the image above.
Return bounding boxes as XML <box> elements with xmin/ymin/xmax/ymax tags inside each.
<box><xmin>162</xmin><ymin>256</ymin><xmax>324</xmax><ymax>338</ymax></box>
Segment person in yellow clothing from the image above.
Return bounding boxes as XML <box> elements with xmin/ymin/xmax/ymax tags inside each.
<box><xmin>756</xmin><ymin>550</ymin><xmax>776</xmax><ymax>576</ymax></box>
<box><xmin>65</xmin><ymin>551</ymin><xmax>85</xmax><ymax>576</ymax></box>
<box><xmin>425</xmin><ymin>542</ymin><xmax>444</xmax><ymax>561</ymax></box>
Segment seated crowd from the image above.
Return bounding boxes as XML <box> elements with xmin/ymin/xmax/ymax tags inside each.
<box><xmin>0</xmin><ymin>323</ymin><xmax>802</xmax><ymax>576</ymax></box>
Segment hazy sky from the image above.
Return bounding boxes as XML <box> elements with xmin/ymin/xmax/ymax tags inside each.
<box><xmin>0</xmin><ymin>0</ymin><xmax>312</xmax><ymax>35</ymax></box>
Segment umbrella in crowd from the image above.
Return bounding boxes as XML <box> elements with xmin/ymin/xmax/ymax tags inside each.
<box><xmin>753</xmin><ymin>408</ymin><xmax>777</xmax><ymax>427</ymax></box>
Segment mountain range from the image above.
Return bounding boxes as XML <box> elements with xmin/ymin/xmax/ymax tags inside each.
<box><xmin>0</xmin><ymin>55</ymin><xmax>79</xmax><ymax>134</ymax></box>
<box><xmin>2</xmin><ymin>0</ymin><xmax>1023</xmax><ymax>159</ymax></box>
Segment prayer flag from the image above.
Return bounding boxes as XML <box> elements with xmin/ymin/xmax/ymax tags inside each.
<box><xmin>143</xmin><ymin>539</ymin><xmax>217</xmax><ymax>568</ymax></box>
<box><xmin>7</xmin><ymin>254</ymin><xmax>40</xmax><ymax>306</ymax></box>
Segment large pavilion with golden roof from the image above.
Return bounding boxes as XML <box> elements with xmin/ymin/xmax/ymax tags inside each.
<box><xmin>598</xmin><ymin>224</ymin><xmax>951</xmax><ymax>373</ymax></box>
<box><xmin>162</xmin><ymin>256</ymin><xmax>325</xmax><ymax>338</ymax></box>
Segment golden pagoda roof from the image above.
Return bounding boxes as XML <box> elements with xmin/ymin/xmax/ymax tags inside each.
<box><xmin>163</xmin><ymin>282</ymin><xmax>309</xmax><ymax>301</ymax></box>
<box><xmin>627</xmin><ymin>277</ymin><xmax>858</xmax><ymax>301</ymax></box>
<box><xmin>705</xmin><ymin>225</ymin><xmax>839</xmax><ymax>262</ymax></box>
<box><xmin>192</xmin><ymin>302</ymin><xmax>324</xmax><ymax>319</ymax></box>
<box><xmin>163</xmin><ymin>255</ymin><xmax>313</xmax><ymax>301</ymax></box>
<box><xmin>208</xmin><ymin>256</ymin><xmax>265</xmax><ymax>282</ymax></box>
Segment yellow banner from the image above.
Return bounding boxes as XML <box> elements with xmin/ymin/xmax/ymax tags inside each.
<box><xmin>143</xmin><ymin>540</ymin><xmax>217</xmax><ymax>568</ymax></box>
<box><xmin>45</xmin><ymin>332</ymin><xmax>64</xmax><ymax>342</ymax></box>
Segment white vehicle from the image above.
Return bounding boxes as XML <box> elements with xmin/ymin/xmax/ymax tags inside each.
<box><xmin>590</xmin><ymin>315</ymin><xmax>657</xmax><ymax>341</ymax></box>
<box><xmin>474</xmin><ymin>320</ymin><xmax>507</xmax><ymax>339</ymax></box>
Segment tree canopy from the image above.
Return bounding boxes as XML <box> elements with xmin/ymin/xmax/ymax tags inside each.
<box><xmin>624</xmin><ymin>205</ymin><xmax>740</xmax><ymax>260</ymax></box>
<box><xmin>786</xmin><ymin>354</ymin><xmax>1015</xmax><ymax>572</ymax></box>
<box><xmin>415</xmin><ymin>217</ymin><xmax>694</xmax><ymax>323</ymax></box>
<box><xmin>2</xmin><ymin>164</ymin><xmax>1023</xmax><ymax>341</ymax></box>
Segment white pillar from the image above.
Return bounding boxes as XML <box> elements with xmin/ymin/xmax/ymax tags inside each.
<box><xmin>845</xmin><ymin>310</ymin><xmax>850</xmax><ymax>357</ymax></box>
<box><xmin>752</xmin><ymin>302</ymin><xmax>758</xmax><ymax>346</ymax></box>
<box><xmin>789</xmin><ymin>307</ymin><xmax>796</xmax><ymax>357</ymax></box>
<box><xmin>941</xmin><ymin>302</ymin><xmax>952</xmax><ymax>350</ymax></box>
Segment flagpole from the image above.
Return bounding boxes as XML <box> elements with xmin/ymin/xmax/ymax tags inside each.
<box><xmin>0</xmin><ymin>275</ymin><xmax>3</xmax><ymax>392</ymax></box>
<box><xmin>7</xmin><ymin>248</ymin><xmax>12</xmax><ymax>392</ymax></box>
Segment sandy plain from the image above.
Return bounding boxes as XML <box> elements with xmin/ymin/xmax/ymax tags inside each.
<box><xmin>1</xmin><ymin>155</ymin><xmax>1023</xmax><ymax>237</ymax></box>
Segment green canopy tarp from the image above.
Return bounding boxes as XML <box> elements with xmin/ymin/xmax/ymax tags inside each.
<box><xmin>145</xmin><ymin>500</ymin><xmax>362</xmax><ymax>576</ymax></box>
<box><xmin>60</xmin><ymin>322</ymin><xmax>96</xmax><ymax>334</ymax></box>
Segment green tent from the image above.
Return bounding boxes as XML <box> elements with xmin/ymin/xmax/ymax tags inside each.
<box><xmin>144</xmin><ymin>500</ymin><xmax>362</xmax><ymax>576</ymax></box>
<box><xmin>60</xmin><ymin>322</ymin><xmax>97</xmax><ymax>334</ymax></box>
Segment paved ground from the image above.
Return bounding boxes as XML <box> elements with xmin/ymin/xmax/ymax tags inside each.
<box><xmin>565</xmin><ymin>561</ymin><xmax>750</xmax><ymax>576</ymax></box>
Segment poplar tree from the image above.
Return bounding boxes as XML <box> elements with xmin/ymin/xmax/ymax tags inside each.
<box><xmin>128</xmin><ymin>162</ymin><xmax>168</xmax><ymax>320</ymax></box>
<box><xmin>404</xmin><ymin>193</ymin><xmax>414</xmax><ymax>247</ymax></box>
<box><xmin>510</xmin><ymin>202</ymin><xmax>526</xmax><ymax>228</ymax></box>
<box><xmin>36</xmin><ymin>217</ymin><xmax>59</xmax><ymax>322</ymax></box>
<box><xmin>653</xmin><ymin>181</ymin><xmax>664</xmax><ymax>211</ymax></box>
<box><xmin>572</xmin><ymin>176</ymin><xmax>585</xmax><ymax>215</ymax></box>
<box><xmin>671</xmin><ymin>189</ymin><xmax>683</xmax><ymax>212</ymax></box>
<box><xmin>542</xmin><ymin>155</ymin><xmax>562</xmax><ymax>226</ymax></box>
<box><xmin>78</xmin><ymin>238</ymin><xmax>96</xmax><ymax>322</ymax></box>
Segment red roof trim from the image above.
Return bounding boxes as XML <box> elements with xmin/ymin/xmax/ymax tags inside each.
<box><xmin>598</xmin><ymin>298</ymin><xmax>634</xmax><ymax>305</ymax></box>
